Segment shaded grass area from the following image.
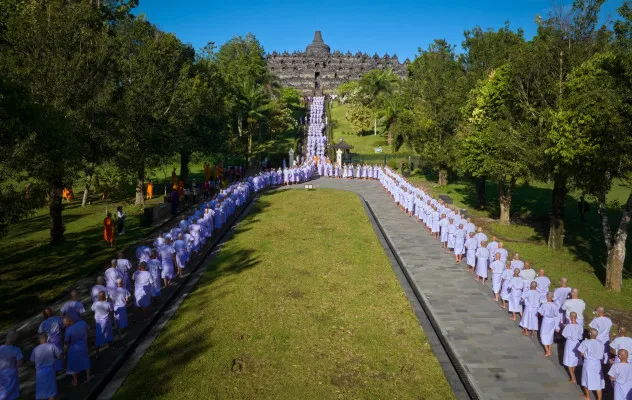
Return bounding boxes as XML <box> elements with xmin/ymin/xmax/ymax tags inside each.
<box><xmin>114</xmin><ymin>189</ymin><xmax>454</xmax><ymax>399</ymax></box>
<box><xmin>0</xmin><ymin>164</ymin><xmax>208</xmax><ymax>331</ymax></box>
<box><xmin>330</xmin><ymin>102</ymin><xmax>413</xmax><ymax>156</ymax></box>
<box><xmin>409</xmin><ymin>174</ymin><xmax>632</xmax><ymax>323</ymax></box>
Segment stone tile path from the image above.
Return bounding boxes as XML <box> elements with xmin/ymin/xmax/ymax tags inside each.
<box><xmin>296</xmin><ymin>178</ymin><xmax>583</xmax><ymax>400</ymax></box>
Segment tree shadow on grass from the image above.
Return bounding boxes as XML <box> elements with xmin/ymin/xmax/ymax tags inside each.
<box><xmin>113</xmin><ymin>314</ymin><xmax>216</xmax><ymax>399</ymax></box>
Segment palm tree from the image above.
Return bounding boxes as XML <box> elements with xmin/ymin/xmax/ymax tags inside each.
<box><xmin>358</xmin><ymin>68</ymin><xmax>400</xmax><ymax>135</ymax></box>
<box><xmin>237</xmin><ymin>79</ymin><xmax>272</xmax><ymax>167</ymax></box>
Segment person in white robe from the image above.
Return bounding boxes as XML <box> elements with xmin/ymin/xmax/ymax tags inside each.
<box><xmin>38</xmin><ymin>307</ymin><xmax>64</xmax><ymax>372</ymax></box>
<box><xmin>0</xmin><ymin>330</ymin><xmax>23</xmax><ymax>400</ymax></box>
<box><xmin>111</xmin><ymin>278</ymin><xmax>130</xmax><ymax>331</ymax></box>
<box><xmin>487</xmin><ymin>236</ymin><xmax>499</xmax><ymax>261</ymax></box>
<box><xmin>563</xmin><ymin>288</ymin><xmax>586</xmax><ymax>327</ymax></box>
<box><xmin>133</xmin><ymin>262</ymin><xmax>154</xmax><ymax>319</ymax></box>
<box><xmin>495</xmin><ymin>242</ymin><xmax>508</xmax><ymax>264</ymax></box>
<box><xmin>454</xmin><ymin>224</ymin><xmax>466</xmax><ymax>263</ymax></box>
<box><xmin>519</xmin><ymin>262</ymin><xmax>537</xmax><ymax>289</ymax></box>
<box><xmin>91</xmin><ymin>276</ymin><xmax>108</xmax><ymax>303</ymax></box>
<box><xmin>510</xmin><ymin>253</ymin><xmax>524</xmax><ymax>271</ymax></box>
<box><xmin>439</xmin><ymin>214</ymin><xmax>449</xmax><ymax>248</ymax></box>
<box><xmin>475</xmin><ymin>241</ymin><xmax>490</xmax><ymax>284</ymax></box>
<box><xmin>499</xmin><ymin>262</ymin><xmax>514</xmax><ymax>309</ymax></box>
<box><xmin>611</xmin><ymin>327</ymin><xmax>632</xmax><ymax>364</ymax></box>
<box><xmin>508</xmin><ymin>269</ymin><xmax>524</xmax><ymax>321</ymax></box>
<box><xmin>105</xmin><ymin>259</ymin><xmax>123</xmax><ymax>298</ymax></box>
<box><xmin>490</xmin><ymin>253</ymin><xmax>505</xmax><ymax>301</ymax></box>
<box><xmin>31</xmin><ymin>333</ymin><xmax>62</xmax><ymax>400</ymax></box>
<box><xmin>553</xmin><ymin>278</ymin><xmax>572</xmax><ymax>330</ymax></box>
<box><xmin>562</xmin><ymin>312</ymin><xmax>583</xmax><ymax>383</ymax></box>
<box><xmin>579</xmin><ymin>328</ymin><xmax>605</xmax><ymax>399</ymax></box>
<box><xmin>464</xmin><ymin>232</ymin><xmax>478</xmax><ymax>274</ymax></box>
<box><xmin>61</xmin><ymin>290</ymin><xmax>85</xmax><ymax>323</ymax></box>
<box><xmin>534</xmin><ymin>269</ymin><xmax>551</xmax><ymax>301</ymax></box>
<box><xmin>589</xmin><ymin>306</ymin><xmax>613</xmax><ymax>365</ymax></box>
<box><xmin>520</xmin><ymin>281</ymin><xmax>541</xmax><ymax>337</ymax></box>
<box><xmin>91</xmin><ymin>291</ymin><xmax>113</xmax><ymax>353</ymax></box>
<box><xmin>116</xmin><ymin>252</ymin><xmax>132</xmax><ymax>290</ymax></box>
<box><xmin>539</xmin><ymin>292</ymin><xmax>560</xmax><ymax>357</ymax></box>
<box><xmin>608</xmin><ymin>349</ymin><xmax>632</xmax><ymax>400</ymax></box>
<box><xmin>474</xmin><ymin>227</ymin><xmax>487</xmax><ymax>247</ymax></box>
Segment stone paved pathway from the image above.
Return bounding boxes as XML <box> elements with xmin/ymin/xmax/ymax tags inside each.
<box><xmin>294</xmin><ymin>178</ymin><xmax>583</xmax><ymax>400</ymax></box>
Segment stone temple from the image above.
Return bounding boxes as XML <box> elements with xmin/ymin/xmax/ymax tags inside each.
<box><xmin>267</xmin><ymin>31</ymin><xmax>408</xmax><ymax>95</ymax></box>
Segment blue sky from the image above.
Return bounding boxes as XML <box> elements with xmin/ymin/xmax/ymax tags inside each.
<box><xmin>135</xmin><ymin>0</ymin><xmax>623</xmax><ymax>60</ymax></box>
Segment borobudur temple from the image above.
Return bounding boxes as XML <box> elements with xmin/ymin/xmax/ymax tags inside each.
<box><xmin>267</xmin><ymin>31</ymin><xmax>408</xmax><ymax>95</ymax></box>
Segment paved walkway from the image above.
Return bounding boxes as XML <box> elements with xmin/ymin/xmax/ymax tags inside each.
<box><xmin>298</xmin><ymin>178</ymin><xmax>582</xmax><ymax>400</ymax></box>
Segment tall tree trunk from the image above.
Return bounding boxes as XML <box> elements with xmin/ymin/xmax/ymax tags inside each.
<box><xmin>601</xmin><ymin>191</ymin><xmax>632</xmax><ymax>292</ymax></box>
<box><xmin>237</xmin><ymin>116</ymin><xmax>243</xmax><ymax>137</ymax></box>
<box><xmin>438</xmin><ymin>169</ymin><xmax>448</xmax><ymax>186</ymax></box>
<box><xmin>135</xmin><ymin>165</ymin><xmax>145</xmax><ymax>206</ymax></box>
<box><xmin>48</xmin><ymin>175</ymin><xmax>65</xmax><ymax>244</ymax></box>
<box><xmin>548</xmin><ymin>174</ymin><xmax>567</xmax><ymax>250</ymax></box>
<box><xmin>179</xmin><ymin>151</ymin><xmax>190</xmax><ymax>184</ymax></box>
<box><xmin>476</xmin><ymin>177</ymin><xmax>486</xmax><ymax>210</ymax></box>
<box><xmin>247</xmin><ymin>130</ymin><xmax>253</xmax><ymax>169</ymax></box>
<box><xmin>81</xmin><ymin>167</ymin><xmax>94</xmax><ymax>207</ymax></box>
<box><xmin>498</xmin><ymin>177</ymin><xmax>516</xmax><ymax>225</ymax></box>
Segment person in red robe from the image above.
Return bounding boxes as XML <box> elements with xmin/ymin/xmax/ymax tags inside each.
<box><xmin>103</xmin><ymin>213</ymin><xmax>114</xmax><ymax>247</ymax></box>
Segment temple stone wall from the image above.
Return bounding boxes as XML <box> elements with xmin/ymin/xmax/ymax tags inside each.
<box><xmin>267</xmin><ymin>31</ymin><xmax>408</xmax><ymax>95</ymax></box>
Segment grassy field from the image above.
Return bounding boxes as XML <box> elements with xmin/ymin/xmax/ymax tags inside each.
<box><xmin>114</xmin><ymin>189</ymin><xmax>454</xmax><ymax>400</ymax></box>
<box><xmin>409</xmin><ymin>174</ymin><xmax>632</xmax><ymax>325</ymax></box>
<box><xmin>0</xmin><ymin>164</ymin><xmax>211</xmax><ymax>331</ymax></box>
<box><xmin>330</xmin><ymin>102</ymin><xmax>413</xmax><ymax>156</ymax></box>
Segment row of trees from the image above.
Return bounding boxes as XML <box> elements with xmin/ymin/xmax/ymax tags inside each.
<box><xmin>0</xmin><ymin>1</ymin><xmax>300</xmax><ymax>243</ymax></box>
<box><xmin>338</xmin><ymin>0</ymin><xmax>632</xmax><ymax>292</ymax></box>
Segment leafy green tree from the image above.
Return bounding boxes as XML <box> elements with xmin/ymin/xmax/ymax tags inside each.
<box><xmin>399</xmin><ymin>40</ymin><xmax>467</xmax><ymax>185</ymax></box>
<box><xmin>526</xmin><ymin>0</ymin><xmax>611</xmax><ymax>249</ymax></box>
<box><xmin>112</xmin><ymin>16</ymin><xmax>195</xmax><ymax>205</ymax></box>
<box><xmin>334</xmin><ymin>80</ymin><xmax>359</xmax><ymax>103</ymax></box>
<box><xmin>461</xmin><ymin>23</ymin><xmax>525</xmax><ymax>208</ymax></box>
<box><xmin>346</xmin><ymin>104</ymin><xmax>374</xmax><ymax>134</ymax></box>
<box><xmin>0</xmin><ymin>0</ymin><xmax>120</xmax><ymax>243</ymax></box>
<box><xmin>549</xmin><ymin>49</ymin><xmax>632</xmax><ymax>292</ymax></box>
<box><xmin>459</xmin><ymin>65</ymin><xmax>539</xmax><ymax>224</ymax></box>
<box><xmin>357</xmin><ymin>68</ymin><xmax>400</xmax><ymax>135</ymax></box>
<box><xmin>215</xmin><ymin>34</ymin><xmax>276</xmax><ymax>166</ymax></box>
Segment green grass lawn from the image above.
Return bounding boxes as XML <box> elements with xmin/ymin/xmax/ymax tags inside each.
<box><xmin>330</xmin><ymin>102</ymin><xmax>413</xmax><ymax>156</ymax></box>
<box><xmin>0</xmin><ymin>163</ymin><xmax>211</xmax><ymax>331</ymax></box>
<box><xmin>114</xmin><ymin>189</ymin><xmax>454</xmax><ymax>400</ymax></box>
<box><xmin>409</xmin><ymin>174</ymin><xmax>632</xmax><ymax>325</ymax></box>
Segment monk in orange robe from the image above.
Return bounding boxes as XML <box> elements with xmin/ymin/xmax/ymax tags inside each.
<box><xmin>62</xmin><ymin>187</ymin><xmax>73</xmax><ymax>201</ymax></box>
<box><xmin>171</xmin><ymin>169</ymin><xmax>178</xmax><ymax>189</ymax></box>
<box><xmin>103</xmin><ymin>213</ymin><xmax>114</xmax><ymax>247</ymax></box>
<box><xmin>146</xmin><ymin>181</ymin><xmax>153</xmax><ymax>200</ymax></box>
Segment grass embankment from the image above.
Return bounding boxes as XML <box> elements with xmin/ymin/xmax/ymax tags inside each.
<box><xmin>409</xmin><ymin>174</ymin><xmax>632</xmax><ymax>325</ymax></box>
<box><xmin>330</xmin><ymin>102</ymin><xmax>413</xmax><ymax>156</ymax></box>
<box><xmin>0</xmin><ymin>164</ymin><xmax>210</xmax><ymax>331</ymax></box>
<box><xmin>114</xmin><ymin>189</ymin><xmax>454</xmax><ymax>399</ymax></box>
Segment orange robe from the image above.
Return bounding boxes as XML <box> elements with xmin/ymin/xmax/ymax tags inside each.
<box><xmin>171</xmin><ymin>171</ymin><xmax>178</xmax><ymax>189</ymax></box>
<box><xmin>146</xmin><ymin>183</ymin><xmax>153</xmax><ymax>199</ymax></box>
<box><xmin>62</xmin><ymin>188</ymin><xmax>72</xmax><ymax>201</ymax></box>
<box><xmin>103</xmin><ymin>217</ymin><xmax>114</xmax><ymax>243</ymax></box>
